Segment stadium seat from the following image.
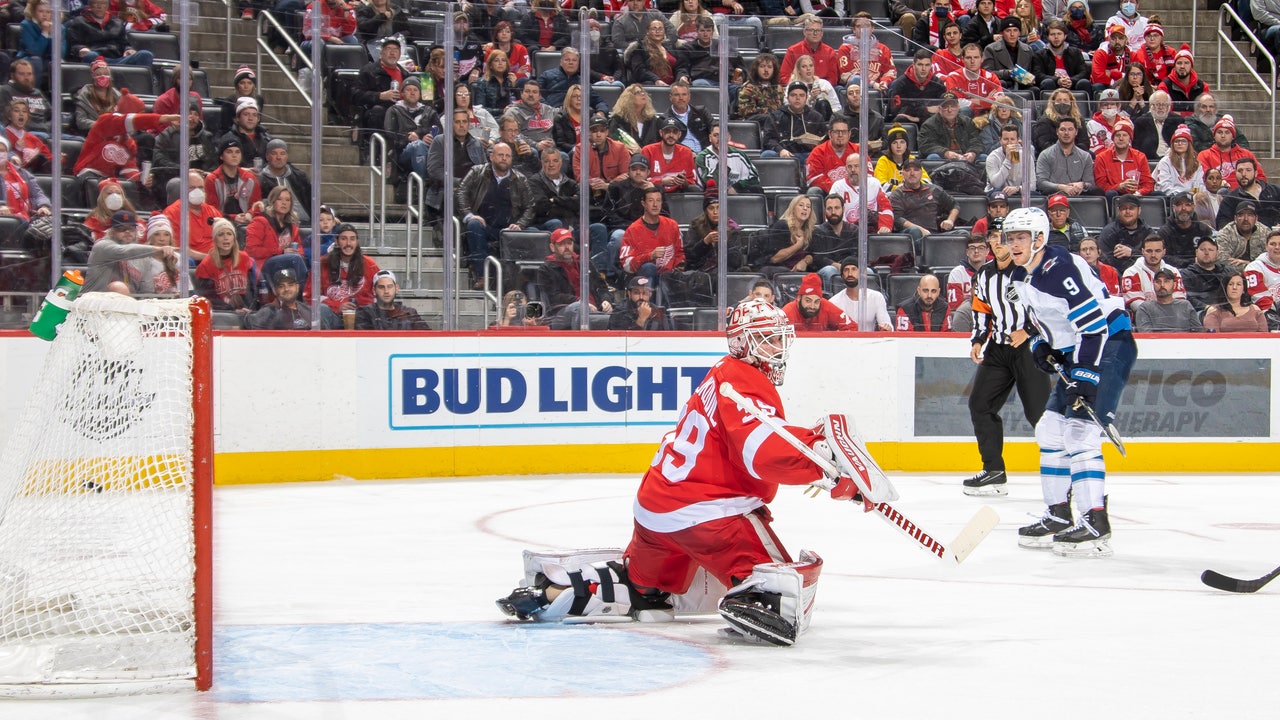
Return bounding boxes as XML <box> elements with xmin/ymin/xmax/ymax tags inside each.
<box><xmin>127</xmin><ymin>32</ymin><xmax>180</xmax><ymax>64</ymax></box>
<box><xmin>725</xmin><ymin>194</ymin><xmax>769</xmax><ymax>228</ymax></box>
<box><xmin>726</xmin><ymin>121</ymin><xmax>762</xmax><ymax>154</ymax></box>
<box><xmin>1070</xmin><ymin>195</ymin><xmax>1110</xmax><ymax>230</ymax></box>
<box><xmin>953</xmin><ymin>195</ymin><xmax>989</xmax><ymax>227</ymax></box>
<box><xmin>665</xmin><ymin>192</ymin><xmax>705</xmax><ymax>226</ymax></box>
<box><xmin>772</xmin><ymin>271</ymin><xmax>807</xmax><ymax>305</ymax></box>
<box><xmin>755</xmin><ymin>157</ymin><xmax>802</xmax><ymax>193</ymax></box>
<box><xmin>725</xmin><ymin>272</ymin><xmax>763</xmax><ymax>304</ymax></box>
<box><xmin>888</xmin><ymin>273</ymin><xmax>925</xmax><ymax>309</ymax></box>
<box><xmin>533</xmin><ymin>51</ymin><xmax>559</xmax><ymax>77</ymax></box>
<box><xmin>111</xmin><ymin>65</ymin><xmax>157</xmax><ymax>98</ymax></box>
<box><xmin>158</xmin><ymin>67</ymin><xmax>210</xmax><ymax>98</ymax></box>
<box><xmin>924</xmin><ymin>235</ymin><xmax>969</xmax><ymax>274</ymax></box>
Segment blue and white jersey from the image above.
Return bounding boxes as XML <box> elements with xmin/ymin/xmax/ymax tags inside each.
<box><xmin>1011</xmin><ymin>245</ymin><xmax>1129</xmax><ymax>368</ymax></box>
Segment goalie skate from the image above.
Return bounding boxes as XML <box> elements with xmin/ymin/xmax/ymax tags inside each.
<box><xmin>718</xmin><ymin>591</ymin><xmax>795</xmax><ymax>646</ymax></box>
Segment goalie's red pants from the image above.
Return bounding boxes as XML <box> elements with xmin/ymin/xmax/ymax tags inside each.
<box><xmin>624</xmin><ymin>506</ymin><xmax>793</xmax><ymax>593</ymax></box>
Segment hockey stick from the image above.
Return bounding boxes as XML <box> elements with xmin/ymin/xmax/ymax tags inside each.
<box><xmin>718</xmin><ymin>382</ymin><xmax>999</xmax><ymax>564</ymax></box>
<box><xmin>1049</xmin><ymin>361</ymin><xmax>1127</xmax><ymax>458</ymax></box>
<box><xmin>1200</xmin><ymin>565</ymin><xmax>1280</xmax><ymax>593</ymax></box>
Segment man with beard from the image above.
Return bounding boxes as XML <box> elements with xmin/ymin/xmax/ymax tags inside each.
<box><xmin>1217</xmin><ymin>157</ymin><xmax>1280</xmax><ymax>228</ymax></box>
<box><xmin>537</xmin><ymin>228</ymin><xmax>614</xmax><ymax>329</ymax></box>
<box><xmin>1215</xmin><ymin>200</ymin><xmax>1271</xmax><ymax>270</ymax></box>
<box><xmin>830</xmin><ymin>152</ymin><xmax>894</xmax><ymax>235</ymax></box>
<box><xmin>829</xmin><ymin>259</ymin><xmax>892</xmax><ymax>331</ymax></box>
<box><xmin>809</xmin><ymin>194</ymin><xmax>858</xmax><ymax>283</ymax></box>
<box><xmin>781</xmin><ymin>272</ymin><xmax>856</xmax><ymax>331</ymax></box>
<box><xmin>1098</xmin><ymin>194</ymin><xmax>1153</xmax><ymax>273</ymax></box>
<box><xmin>962</xmin><ymin>229</ymin><xmax>1048</xmax><ymax>496</ymax></box>
<box><xmin>1185</xmin><ymin>94</ymin><xmax>1252</xmax><ymax>152</ymax></box>
<box><xmin>1180</xmin><ymin>237</ymin><xmax>1231</xmax><ymax>312</ymax></box>
<box><xmin>1156</xmin><ymin>47</ymin><xmax>1211</xmax><ymax>116</ymax></box>
<box><xmin>805</xmin><ymin>116</ymin><xmax>859</xmax><ymax>194</ymax></box>
<box><xmin>641</xmin><ymin>116</ymin><xmax>696</xmax><ymax>193</ymax></box>
<box><xmin>1120</xmin><ymin>234</ymin><xmax>1186</xmax><ymax>311</ymax></box>
<box><xmin>608</xmin><ymin>275</ymin><xmax>674</xmax><ymax>330</ymax></box>
<box><xmin>1158</xmin><ymin>191</ymin><xmax>1215</xmax><ymax>268</ymax></box>
<box><xmin>457</xmin><ymin>141</ymin><xmax>535</xmax><ymax>287</ymax></box>
<box><xmin>242</xmin><ymin>268</ymin><xmax>312</xmax><ymax>330</ymax></box>
<box><xmin>1090</xmin><ymin>24</ymin><xmax>1131</xmax><ymax>95</ymax></box>
<box><xmin>0</xmin><ymin>60</ymin><xmax>52</xmax><ymax>135</ymax></box>
<box><xmin>1134</xmin><ymin>268</ymin><xmax>1203</xmax><ymax>332</ymax></box>
<box><xmin>895</xmin><ymin>273</ymin><xmax>950</xmax><ymax>331</ymax></box>
<box><xmin>1031</xmin><ymin>20</ymin><xmax>1091</xmax><ymax>94</ymax></box>
<box><xmin>1196</xmin><ymin>115</ymin><xmax>1266</xmax><ymax>191</ymax></box>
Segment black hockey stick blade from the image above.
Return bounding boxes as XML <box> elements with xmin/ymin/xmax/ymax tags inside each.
<box><xmin>1200</xmin><ymin>565</ymin><xmax>1280</xmax><ymax>593</ymax></box>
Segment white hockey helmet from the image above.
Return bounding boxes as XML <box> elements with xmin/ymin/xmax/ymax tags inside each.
<box><xmin>1002</xmin><ymin>206</ymin><xmax>1051</xmax><ymax>266</ymax></box>
<box><xmin>727</xmin><ymin>298</ymin><xmax>795</xmax><ymax>385</ymax></box>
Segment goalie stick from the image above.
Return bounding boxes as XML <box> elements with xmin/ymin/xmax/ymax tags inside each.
<box><xmin>1200</xmin><ymin>565</ymin><xmax>1280</xmax><ymax>594</ymax></box>
<box><xmin>718</xmin><ymin>382</ymin><xmax>998</xmax><ymax>564</ymax></box>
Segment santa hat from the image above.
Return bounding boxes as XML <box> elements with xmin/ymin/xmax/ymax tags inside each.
<box><xmin>1174</xmin><ymin>44</ymin><xmax>1194</xmax><ymax>66</ymax></box>
<box><xmin>798</xmin><ymin>273</ymin><xmax>823</xmax><ymax>297</ymax></box>
<box><xmin>1112</xmin><ymin>117</ymin><xmax>1135</xmax><ymax>137</ymax></box>
<box><xmin>115</xmin><ymin>88</ymin><xmax>147</xmax><ymax>114</ymax></box>
<box><xmin>1172</xmin><ymin>124</ymin><xmax>1192</xmax><ymax>143</ymax></box>
<box><xmin>1214</xmin><ymin>114</ymin><xmax>1236</xmax><ymax>138</ymax></box>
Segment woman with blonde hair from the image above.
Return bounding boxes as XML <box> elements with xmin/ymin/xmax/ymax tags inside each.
<box><xmin>195</xmin><ymin>217</ymin><xmax>258</xmax><ymax>313</ymax></box>
<box><xmin>791</xmin><ymin>54</ymin><xmax>841</xmax><ymax>120</ymax></box>
<box><xmin>552</xmin><ymin>84</ymin><xmax>586</xmax><ymax>154</ymax></box>
<box><xmin>1154</xmin><ymin>124</ymin><xmax>1207</xmax><ymax>196</ymax></box>
<box><xmin>83</xmin><ymin>178</ymin><xmax>139</xmax><ymax>241</ymax></box>
<box><xmin>752</xmin><ymin>195</ymin><xmax>816</xmax><ymax>272</ymax></box>
<box><xmin>1032</xmin><ymin>88</ymin><xmax>1083</xmax><ymax>153</ymax></box>
<box><xmin>471</xmin><ymin>49</ymin><xmax>519</xmax><ymax>112</ymax></box>
<box><xmin>609</xmin><ymin>84</ymin><xmax>660</xmax><ymax>150</ymax></box>
<box><xmin>244</xmin><ymin>185</ymin><xmax>308</xmax><ymax>286</ymax></box>
<box><xmin>976</xmin><ymin>92</ymin><xmax>1022</xmax><ymax>153</ymax></box>
<box><xmin>624</xmin><ymin>19</ymin><xmax>677</xmax><ymax>86</ymax></box>
<box><xmin>1013</xmin><ymin>0</ymin><xmax>1043</xmax><ymax>50</ymax></box>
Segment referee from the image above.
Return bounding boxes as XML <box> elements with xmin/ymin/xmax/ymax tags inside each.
<box><xmin>962</xmin><ymin>230</ymin><xmax>1052</xmax><ymax>496</ymax></box>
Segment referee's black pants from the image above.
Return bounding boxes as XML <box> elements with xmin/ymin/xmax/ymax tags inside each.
<box><xmin>968</xmin><ymin>341</ymin><xmax>1052</xmax><ymax>472</ymax></box>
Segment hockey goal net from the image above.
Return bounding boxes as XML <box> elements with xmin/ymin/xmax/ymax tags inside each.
<box><xmin>0</xmin><ymin>293</ymin><xmax>212</xmax><ymax>697</ymax></box>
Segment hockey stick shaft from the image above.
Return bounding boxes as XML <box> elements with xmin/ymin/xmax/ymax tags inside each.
<box><xmin>1050</xmin><ymin>361</ymin><xmax>1127</xmax><ymax>457</ymax></box>
<box><xmin>1200</xmin><ymin>565</ymin><xmax>1280</xmax><ymax>593</ymax></box>
<box><xmin>718</xmin><ymin>382</ymin><xmax>998</xmax><ymax>564</ymax></box>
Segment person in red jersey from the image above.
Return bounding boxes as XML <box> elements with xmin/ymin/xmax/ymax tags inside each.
<box><xmin>782</xmin><ymin>272</ymin><xmax>857</xmax><ymax>330</ymax></box>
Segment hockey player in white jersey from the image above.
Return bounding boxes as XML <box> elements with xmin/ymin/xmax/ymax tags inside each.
<box><xmin>1004</xmin><ymin>207</ymin><xmax>1138</xmax><ymax>558</ymax></box>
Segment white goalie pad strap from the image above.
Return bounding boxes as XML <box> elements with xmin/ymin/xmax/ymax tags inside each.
<box><xmin>724</xmin><ymin>550</ymin><xmax>824</xmax><ymax>638</ymax></box>
<box><xmin>520</xmin><ymin>548</ymin><xmax>625</xmax><ymax>587</ymax></box>
<box><xmin>818</xmin><ymin>414</ymin><xmax>899</xmax><ymax>504</ymax></box>
<box><xmin>671</xmin><ymin>567</ymin><xmax>729</xmax><ymax>616</ymax></box>
<box><xmin>543</xmin><ymin>560</ymin><xmax>636</xmax><ymax>624</ymax></box>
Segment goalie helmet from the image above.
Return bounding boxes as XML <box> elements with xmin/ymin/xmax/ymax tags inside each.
<box><xmin>727</xmin><ymin>298</ymin><xmax>795</xmax><ymax>385</ymax></box>
<box><xmin>1002</xmin><ymin>206</ymin><xmax>1050</xmax><ymax>267</ymax></box>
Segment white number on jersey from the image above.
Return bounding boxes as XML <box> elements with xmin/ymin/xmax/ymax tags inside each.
<box><xmin>659</xmin><ymin>407</ymin><xmax>711</xmax><ymax>482</ymax></box>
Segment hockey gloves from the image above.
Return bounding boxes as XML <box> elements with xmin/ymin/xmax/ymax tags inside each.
<box><xmin>1031</xmin><ymin>338</ymin><xmax>1065</xmax><ymax>376</ymax></box>
<box><xmin>1066</xmin><ymin>364</ymin><xmax>1100</xmax><ymax>408</ymax></box>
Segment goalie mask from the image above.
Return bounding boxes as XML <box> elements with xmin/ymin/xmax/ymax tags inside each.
<box><xmin>727</xmin><ymin>298</ymin><xmax>795</xmax><ymax>385</ymax></box>
<box><xmin>1002</xmin><ymin>207</ymin><xmax>1050</xmax><ymax>267</ymax></box>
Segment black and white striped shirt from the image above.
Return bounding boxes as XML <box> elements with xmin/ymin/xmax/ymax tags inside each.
<box><xmin>970</xmin><ymin>259</ymin><xmax>1032</xmax><ymax>346</ymax></box>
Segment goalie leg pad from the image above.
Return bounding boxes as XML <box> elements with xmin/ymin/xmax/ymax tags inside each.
<box><xmin>817</xmin><ymin>415</ymin><xmax>899</xmax><ymax>504</ymax></box>
<box><xmin>717</xmin><ymin>550</ymin><xmax>822</xmax><ymax>647</ymax></box>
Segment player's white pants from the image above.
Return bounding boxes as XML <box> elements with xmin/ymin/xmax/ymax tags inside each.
<box><xmin>1064</xmin><ymin>416</ymin><xmax>1106</xmax><ymax>513</ymax></box>
<box><xmin>1034</xmin><ymin>411</ymin><xmax>1071</xmax><ymax>506</ymax></box>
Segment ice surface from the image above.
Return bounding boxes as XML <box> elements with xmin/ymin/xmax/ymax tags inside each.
<box><xmin>3</xmin><ymin>471</ymin><xmax>1278</xmax><ymax>719</ymax></box>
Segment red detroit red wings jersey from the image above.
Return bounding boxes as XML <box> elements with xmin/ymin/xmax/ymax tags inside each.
<box><xmin>633</xmin><ymin>357</ymin><xmax>825</xmax><ymax>534</ymax></box>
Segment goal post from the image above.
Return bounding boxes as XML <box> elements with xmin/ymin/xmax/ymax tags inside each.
<box><xmin>0</xmin><ymin>293</ymin><xmax>213</xmax><ymax>697</ymax></box>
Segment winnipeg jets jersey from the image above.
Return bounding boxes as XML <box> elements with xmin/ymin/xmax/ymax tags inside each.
<box><xmin>1011</xmin><ymin>245</ymin><xmax>1128</xmax><ymax>368</ymax></box>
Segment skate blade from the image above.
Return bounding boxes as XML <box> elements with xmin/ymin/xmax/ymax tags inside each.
<box><xmin>962</xmin><ymin>484</ymin><xmax>1008</xmax><ymax>497</ymax></box>
<box><xmin>1017</xmin><ymin>535</ymin><xmax>1056</xmax><ymax>549</ymax></box>
<box><xmin>718</xmin><ymin>605</ymin><xmax>795</xmax><ymax>647</ymax></box>
<box><xmin>1052</xmin><ymin>538</ymin><xmax>1114</xmax><ymax>558</ymax></box>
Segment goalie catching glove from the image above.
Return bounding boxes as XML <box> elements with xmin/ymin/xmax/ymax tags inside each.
<box><xmin>811</xmin><ymin>414</ymin><xmax>899</xmax><ymax>506</ymax></box>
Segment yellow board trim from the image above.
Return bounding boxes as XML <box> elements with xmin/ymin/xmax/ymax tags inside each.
<box><xmin>214</xmin><ymin>442</ymin><xmax>1280</xmax><ymax>484</ymax></box>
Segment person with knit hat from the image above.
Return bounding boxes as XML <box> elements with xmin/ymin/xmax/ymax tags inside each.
<box><xmin>205</xmin><ymin>136</ymin><xmax>262</xmax><ymax>229</ymax></box>
<box><xmin>152</xmin><ymin>96</ymin><xmax>217</xmax><ymax>202</ymax></box>
<box><xmin>258</xmin><ymin>138</ymin><xmax>313</xmax><ymax>226</ymax></box>
<box><xmin>218</xmin><ymin>96</ymin><xmax>272</xmax><ymax>169</ymax></box>
<box><xmin>1132</xmin><ymin>23</ymin><xmax>1176</xmax><ymax>83</ymax></box>
<box><xmin>129</xmin><ymin>213</ymin><xmax>180</xmax><ymax>295</ymax></box>
<box><xmin>218</xmin><ymin>65</ymin><xmax>265</xmax><ymax>135</ymax></box>
<box><xmin>781</xmin><ymin>272</ymin><xmax>856</xmax><ymax>331</ymax></box>
<box><xmin>873</xmin><ymin>123</ymin><xmax>930</xmax><ymax>192</ymax></box>
<box><xmin>194</xmin><ymin>217</ymin><xmax>260</xmax><ymax>314</ymax></box>
<box><xmin>1092</xmin><ymin>115</ymin><xmax>1154</xmax><ymax>198</ymax></box>
<box><xmin>84</xmin><ymin>210</ymin><xmax>176</xmax><ymax>295</ymax></box>
<box><xmin>1197</xmin><ymin>113</ymin><xmax>1267</xmax><ymax>191</ymax></box>
<box><xmin>72</xmin><ymin>57</ymin><xmax>119</xmax><ymax>135</ymax></box>
<box><xmin>74</xmin><ymin>96</ymin><xmax>178</xmax><ymax>183</ymax></box>
<box><xmin>1156</xmin><ymin>45</ymin><xmax>1210</xmax><ymax>116</ymax></box>
<box><xmin>1154</xmin><ymin>123</ymin><xmax>1208</xmax><ymax>197</ymax></box>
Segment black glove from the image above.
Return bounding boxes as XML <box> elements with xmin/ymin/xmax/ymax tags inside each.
<box><xmin>1066</xmin><ymin>364</ymin><xmax>1100</xmax><ymax>407</ymax></box>
<box><xmin>1032</xmin><ymin>341</ymin><xmax>1063</xmax><ymax>375</ymax></box>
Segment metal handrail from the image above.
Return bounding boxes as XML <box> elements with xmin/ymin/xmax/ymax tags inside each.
<box><xmin>405</xmin><ymin>172</ymin><xmax>425</xmax><ymax>288</ymax></box>
<box><xmin>255</xmin><ymin>11</ymin><xmax>314</xmax><ymax>106</ymax></box>
<box><xmin>449</xmin><ymin>216</ymin><xmax>462</xmax><ymax>326</ymax></box>
<box><xmin>1216</xmin><ymin>4</ymin><xmax>1276</xmax><ymax>157</ymax></box>
<box><xmin>368</xmin><ymin>134</ymin><xmax>387</xmax><ymax>243</ymax></box>
<box><xmin>482</xmin><ymin>255</ymin><xmax>502</xmax><ymax>328</ymax></box>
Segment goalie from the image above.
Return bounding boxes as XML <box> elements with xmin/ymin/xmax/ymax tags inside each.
<box><xmin>497</xmin><ymin>298</ymin><xmax>894</xmax><ymax>646</ymax></box>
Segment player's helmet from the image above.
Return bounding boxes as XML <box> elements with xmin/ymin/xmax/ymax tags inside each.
<box><xmin>1002</xmin><ymin>206</ymin><xmax>1051</xmax><ymax>266</ymax></box>
<box><xmin>727</xmin><ymin>298</ymin><xmax>795</xmax><ymax>385</ymax></box>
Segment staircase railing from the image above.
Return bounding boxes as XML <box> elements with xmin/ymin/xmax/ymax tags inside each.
<box><xmin>1216</xmin><ymin>4</ymin><xmax>1276</xmax><ymax>156</ymax></box>
<box><xmin>254</xmin><ymin>11</ymin><xmax>314</xmax><ymax>106</ymax></box>
<box><xmin>405</xmin><ymin>172</ymin><xmax>426</xmax><ymax>288</ymax></box>
<box><xmin>367</xmin><ymin>133</ymin><xmax>388</xmax><ymax>243</ymax></box>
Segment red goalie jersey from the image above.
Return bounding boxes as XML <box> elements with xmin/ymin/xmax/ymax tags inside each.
<box><xmin>633</xmin><ymin>357</ymin><xmax>825</xmax><ymax>535</ymax></box>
